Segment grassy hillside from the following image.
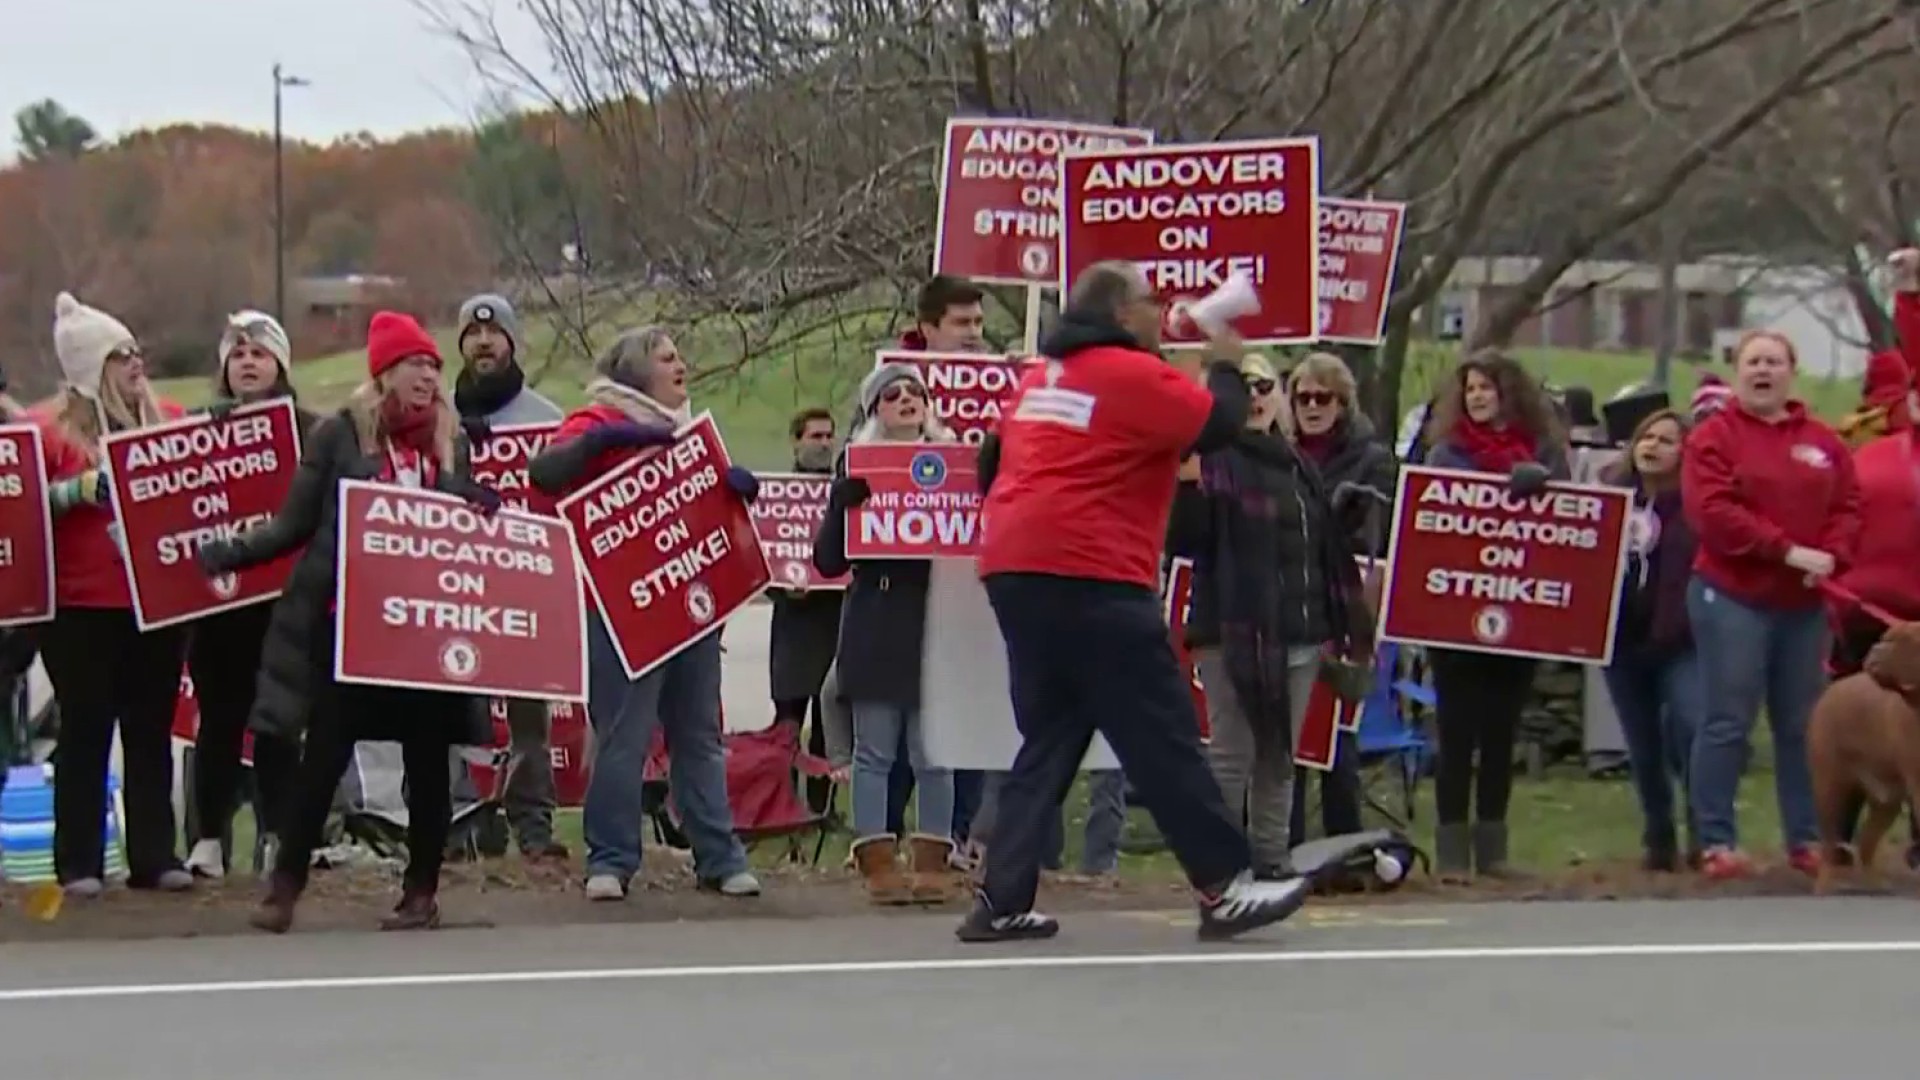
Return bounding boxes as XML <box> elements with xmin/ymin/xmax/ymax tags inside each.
<box><xmin>155</xmin><ymin>312</ymin><xmax>1863</xmax><ymax>468</ymax></box>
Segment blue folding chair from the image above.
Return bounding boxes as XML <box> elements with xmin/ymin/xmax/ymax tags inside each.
<box><xmin>1353</xmin><ymin>642</ymin><xmax>1433</xmax><ymax>828</ymax></box>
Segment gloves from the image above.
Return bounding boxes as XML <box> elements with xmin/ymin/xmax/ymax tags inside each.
<box><xmin>464</xmin><ymin>484</ymin><xmax>504</xmax><ymax>518</ymax></box>
<box><xmin>593</xmin><ymin>420</ymin><xmax>677</xmax><ymax>452</ymax></box>
<box><xmin>829</xmin><ymin>477</ymin><xmax>872</xmax><ymax>509</ymax></box>
<box><xmin>203</xmin><ymin>400</ymin><xmax>237</xmax><ymax>422</ymax></box>
<box><xmin>1784</xmin><ymin>545</ymin><xmax>1835</xmax><ymax>579</ymax></box>
<box><xmin>197</xmin><ymin>539</ymin><xmax>242</xmax><ymax>576</ymax></box>
<box><xmin>1508</xmin><ymin>461</ymin><xmax>1551</xmax><ymax>496</ymax></box>
<box><xmin>460</xmin><ymin>415</ymin><xmax>493</xmax><ymax>444</ymax></box>
<box><xmin>78</xmin><ymin>469</ymin><xmax>112</xmax><ymax>508</ymax></box>
<box><xmin>725</xmin><ymin>466</ymin><xmax>759</xmax><ymax>502</ymax></box>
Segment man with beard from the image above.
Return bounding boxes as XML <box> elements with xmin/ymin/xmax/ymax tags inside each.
<box><xmin>772</xmin><ymin>407</ymin><xmax>844</xmax><ymax>813</ymax></box>
<box><xmin>452</xmin><ymin>293</ymin><xmax>568</xmax><ymax>861</ymax></box>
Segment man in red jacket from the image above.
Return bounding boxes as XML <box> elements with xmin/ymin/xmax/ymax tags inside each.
<box><xmin>957</xmin><ymin>261</ymin><xmax>1311</xmax><ymax>943</ymax></box>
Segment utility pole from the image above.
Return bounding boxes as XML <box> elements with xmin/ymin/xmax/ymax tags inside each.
<box><xmin>273</xmin><ymin>63</ymin><xmax>310</xmax><ymax>326</ymax></box>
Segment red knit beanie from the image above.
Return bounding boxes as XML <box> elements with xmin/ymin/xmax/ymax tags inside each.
<box><xmin>366</xmin><ymin>311</ymin><xmax>440</xmax><ymax>379</ymax></box>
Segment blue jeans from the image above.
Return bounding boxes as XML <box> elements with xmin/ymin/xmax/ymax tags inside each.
<box><xmin>852</xmin><ymin>701</ymin><xmax>953</xmax><ymax>837</ymax></box>
<box><xmin>1686</xmin><ymin>578</ymin><xmax>1824</xmax><ymax>850</ymax></box>
<box><xmin>970</xmin><ymin>769</ymin><xmax>1128</xmax><ymax>873</ymax></box>
<box><xmin>582</xmin><ymin>620</ymin><xmax>748</xmax><ymax>883</ymax></box>
<box><xmin>1601</xmin><ymin>649</ymin><xmax>1704</xmax><ymax>851</ymax></box>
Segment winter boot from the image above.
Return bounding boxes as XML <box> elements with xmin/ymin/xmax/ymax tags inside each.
<box><xmin>1435</xmin><ymin>823</ymin><xmax>1472</xmax><ymax>883</ymax></box>
<box><xmin>380</xmin><ymin>889</ymin><xmax>442</xmax><ymax>931</ymax></box>
<box><xmin>1473</xmin><ymin>821</ymin><xmax>1516</xmax><ymax>879</ymax></box>
<box><xmin>907</xmin><ymin>834</ymin><xmax>963</xmax><ymax>904</ymax></box>
<box><xmin>852</xmin><ymin>834</ymin><xmax>913</xmax><ymax>906</ymax></box>
<box><xmin>249</xmin><ymin>873</ymin><xmax>302</xmax><ymax>935</ymax></box>
<box><xmin>1642</xmin><ymin>826</ymin><xmax>1680</xmax><ymax>873</ymax></box>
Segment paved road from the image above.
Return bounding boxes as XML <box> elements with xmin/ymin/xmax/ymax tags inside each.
<box><xmin>2</xmin><ymin>897</ymin><xmax>1916</xmax><ymax>1077</ymax></box>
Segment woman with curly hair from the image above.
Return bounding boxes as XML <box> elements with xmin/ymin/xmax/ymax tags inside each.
<box><xmin>1420</xmin><ymin>351</ymin><xmax>1569</xmax><ymax>880</ymax></box>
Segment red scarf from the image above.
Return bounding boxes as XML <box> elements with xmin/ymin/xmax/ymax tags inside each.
<box><xmin>1295</xmin><ymin>430</ymin><xmax>1336</xmax><ymax>465</ymax></box>
<box><xmin>1451</xmin><ymin>419</ymin><xmax>1538</xmax><ymax>473</ymax></box>
<box><xmin>377</xmin><ymin>395</ymin><xmax>441</xmax><ymax>485</ymax></box>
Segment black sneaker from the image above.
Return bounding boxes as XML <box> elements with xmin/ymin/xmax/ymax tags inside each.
<box><xmin>955</xmin><ymin>894</ymin><xmax>1061</xmax><ymax>943</ymax></box>
<box><xmin>1197</xmin><ymin>872</ymin><xmax>1310</xmax><ymax>941</ymax></box>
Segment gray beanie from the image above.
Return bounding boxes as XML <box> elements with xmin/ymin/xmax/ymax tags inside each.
<box><xmin>859</xmin><ymin>362</ymin><xmax>926</xmax><ymax>416</ymax></box>
<box><xmin>458</xmin><ymin>293</ymin><xmax>519</xmax><ymax>353</ymax></box>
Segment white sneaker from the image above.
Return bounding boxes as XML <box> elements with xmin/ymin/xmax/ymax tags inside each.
<box><xmin>185</xmin><ymin>839</ymin><xmax>226</xmax><ymax>880</ymax></box>
<box><xmin>63</xmin><ymin>877</ymin><xmax>105</xmax><ymax>899</ymax></box>
<box><xmin>706</xmin><ymin>870</ymin><xmax>762</xmax><ymax>897</ymax></box>
<box><xmin>583</xmin><ymin>874</ymin><xmax>627</xmax><ymax>902</ymax></box>
<box><xmin>1197</xmin><ymin>871</ymin><xmax>1310</xmax><ymax>941</ymax></box>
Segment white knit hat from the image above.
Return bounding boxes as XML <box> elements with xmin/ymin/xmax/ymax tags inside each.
<box><xmin>219</xmin><ymin>310</ymin><xmax>292</xmax><ymax>376</ymax></box>
<box><xmin>52</xmin><ymin>291</ymin><xmax>135</xmax><ymax>399</ymax></box>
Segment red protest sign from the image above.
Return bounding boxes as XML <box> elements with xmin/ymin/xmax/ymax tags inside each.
<box><xmin>334</xmin><ymin>480</ymin><xmax>589</xmax><ymax>700</ymax></box>
<box><xmin>843</xmin><ymin>443</ymin><xmax>981</xmax><ymax>560</ymax></box>
<box><xmin>0</xmin><ymin>424</ymin><xmax>54</xmax><ymax>628</ymax></box>
<box><xmin>1376</xmin><ymin>466</ymin><xmax>1632</xmax><ymax>664</ymax></box>
<box><xmin>1317</xmin><ymin>198</ymin><xmax>1406</xmax><ymax>345</ymax></box>
<box><xmin>934</xmin><ymin>117</ymin><xmax>1154</xmax><ymax>286</ymax></box>
<box><xmin>469</xmin><ymin>422</ymin><xmax>560</xmax><ymax>513</ymax></box>
<box><xmin>875</xmin><ymin>351</ymin><xmax>1034</xmax><ymax>446</ymax></box>
<box><xmin>102</xmin><ymin>400</ymin><xmax>302</xmax><ymax>630</ymax></box>
<box><xmin>751</xmin><ymin>472</ymin><xmax>846</xmax><ymax>591</ymax></box>
<box><xmin>1162</xmin><ymin>557</ymin><xmax>1209</xmax><ymax>740</ymax></box>
<box><xmin>556</xmin><ymin>412</ymin><xmax>770</xmax><ymax>680</ymax></box>
<box><xmin>1060</xmin><ymin>137</ymin><xmax>1321</xmax><ymax>346</ymax></box>
<box><xmin>470</xmin><ymin>699</ymin><xmax>591</xmax><ymax>808</ymax></box>
<box><xmin>1296</xmin><ymin>678</ymin><xmax>1343</xmax><ymax>772</ymax></box>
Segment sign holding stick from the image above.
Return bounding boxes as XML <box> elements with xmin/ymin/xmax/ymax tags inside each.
<box><xmin>750</xmin><ymin>472</ymin><xmax>846</xmax><ymax>591</ymax></box>
<box><xmin>468</xmin><ymin>421</ymin><xmax>561</xmax><ymax>513</ymax></box>
<box><xmin>334</xmin><ymin>480</ymin><xmax>589</xmax><ymax>701</ymax></box>
<box><xmin>843</xmin><ymin>443</ymin><xmax>981</xmax><ymax>560</ymax></box>
<box><xmin>0</xmin><ymin>424</ymin><xmax>55</xmax><ymax>627</ymax></box>
<box><xmin>102</xmin><ymin>400</ymin><xmax>302</xmax><ymax>630</ymax></box>
<box><xmin>1060</xmin><ymin>137</ymin><xmax>1321</xmax><ymax>346</ymax></box>
<box><xmin>556</xmin><ymin>413</ymin><xmax>771</xmax><ymax>680</ymax></box>
<box><xmin>1316</xmin><ymin>198</ymin><xmax>1406</xmax><ymax>345</ymax></box>
<box><xmin>1376</xmin><ymin>466</ymin><xmax>1632</xmax><ymax>664</ymax></box>
<box><xmin>934</xmin><ymin>117</ymin><xmax>1153</xmax><ymax>286</ymax></box>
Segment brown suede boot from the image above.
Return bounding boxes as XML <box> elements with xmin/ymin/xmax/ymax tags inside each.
<box><xmin>852</xmin><ymin>835</ymin><xmax>914</xmax><ymax>905</ymax></box>
<box><xmin>249</xmin><ymin>874</ymin><xmax>301</xmax><ymax>935</ymax></box>
<box><xmin>380</xmin><ymin>889</ymin><xmax>442</xmax><ymax>931</ymax></box>
<box><xmin>907</xmin><ymin>834</ymin><xmax>963</xmax><ymax>904</ymax></box>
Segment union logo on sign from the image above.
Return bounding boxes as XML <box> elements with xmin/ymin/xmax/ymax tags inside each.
<box><xmin>687</xmin><ymin>582</ymin><xmax>717</xmax><ymax>625</ymax></box>
<box><xmin>1021</xmin><ymin>242</ymin><xmax>1052</xmax><ymax>277</ymax></box>
<box><xmin>208</xmin><ymin>572</ymin><xmax>239</xmax><ymax>600</ymax></box>
<box><xmin>782</xmin><ymin>561</ymin><xmax>808</xmax><ymax>587</ymax></box>
<box><xmin>909</xmin><ymin>451</ymin><xmax>947</xmax><ymax>490</ymax></box>
<box><xmin>1472</xmin><ymin>605</ymin><xmax>1511</xmax><ymax>645</ymax></box>
<box><xmin>439</xmin><ymin>638</ymin><xmax>480</xmax><ymax>681</ymax></box>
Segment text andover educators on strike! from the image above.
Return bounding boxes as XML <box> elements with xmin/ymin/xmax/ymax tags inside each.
<box><xmin>570</xmin><ymin>424</ymin><xmax>735</xmax><ymax>608</ymax></box>
<box><xmin>118</xmin><ymin>409</ymin><xmax>287</xmax><ymax>566</ymax></box>
<box><xmin>358</xmin><ymin>494</ymin><xmax>558</xmax><ymax>639</ymax></box>
<box><xmin>1411</xmin><ymin>477</ymin><xmax>1609</xmax><ymax>609</ymax></box>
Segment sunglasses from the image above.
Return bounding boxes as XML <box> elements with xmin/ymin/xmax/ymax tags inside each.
<box><xmin>1247</xmin><ymin>378</ymin><xmax>1276</xmax><ymax>395</ymax></box>
<box><xmin>1294</xmin><ymin>390</ymin><xmax>1338</xmax><ymax>407</ymax></box>
<box><xmin>881</xmin><ymin>384</ymin><xmax>926</xmax><ymax>404</ymax></box>
<box><xmin>106</xmin><ymin>345</ymin><xmax>144</xmax><ymax>363</ymax></box>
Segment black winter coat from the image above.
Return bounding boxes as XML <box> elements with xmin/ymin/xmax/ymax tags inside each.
<box><xmin>214</xmin><ymin>407</ymin><xmax>492</xmax><ymax>745</ymax></box>
<box><xmin>1304</xmin><ymin>415</ymin><xmax>1399</xmax><ymax>556</ymax></box>
<box><xmin>811</xmin><ymin>450</ymin><xmax>929</xmax><ymax>709</ymax></box>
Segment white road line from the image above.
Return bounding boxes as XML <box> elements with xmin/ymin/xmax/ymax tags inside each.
<box><xmin>2</xmin><ymin>939</ymin><xmax>1918</xmax><ymax>1003</ymax></box>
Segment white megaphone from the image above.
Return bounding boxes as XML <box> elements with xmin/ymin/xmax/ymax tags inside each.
<box><xmin>1183</xmin><ymin>270</ymin><xmax>1261</xmax><ymax>337</ymax></box>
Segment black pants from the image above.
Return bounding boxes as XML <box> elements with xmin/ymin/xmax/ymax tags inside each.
<box><xmin>775</xmin><ymin>696</ymin><xmax>832</xmax><ymax>814</ymax></box>
<box><xmin>187</xmin><ymin>603</ymin><xmax>296</xmax><ymax>844</ymax></box>
<box><xmin>1829</xmin><ymin>612</ymin><xmax>1920</xmax><ymax>846</ymax></box>
<box><xmin>38</xmin><ymin>607</ymin><xmax>187</xmax><ymax>885</ymax></box>
<box><xmin>1428</xmin><ymin>649</ymin><xmax>1535</xmax><ymax>826</ymax></box>
<box><xmin>981</xmin><ymin>573</ymin><xmax>1248</xmax><ymax>914</ymax></box>
<box><xmin>1290</xmin><ymin>733</ymin><xmax>1363</xmax><ymax>840</ymax></box>
<box><xmin>275</xmin><ymin>678</ymin><xmax>458</xmax><ymax>895</ymax></box>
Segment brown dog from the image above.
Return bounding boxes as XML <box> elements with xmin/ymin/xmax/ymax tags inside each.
<box><xmin>1810</xmin><ymin>622</ymin><xmax>1920</xmax><ymax>894</ymax></box>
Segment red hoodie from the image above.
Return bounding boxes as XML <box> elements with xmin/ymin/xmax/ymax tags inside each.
<box><xmin>35</xmin><ymin>397</ymin><xmax>187</xmax><ymax>609</ymax></box>
<box><xmin>1682</xmin><ymin>400</ymin><xmax>1859</xmax><ymax>610</ymax></box>
<box><xmin>1835</xmin><ymin>428</ymin><xmax>1920</xmax><ymax>619</ymax></box>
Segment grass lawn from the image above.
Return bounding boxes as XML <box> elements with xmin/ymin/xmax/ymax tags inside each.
<box><xmin>154</xmin><ymin>301</ymin><xmax>1866</xmax><ymax>470</ymax></box>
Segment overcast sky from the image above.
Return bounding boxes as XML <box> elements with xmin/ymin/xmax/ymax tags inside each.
<box><xmin>0</xmin><ymin>0</ymin><xmax>549</xmax><ymax>154</ymax></box>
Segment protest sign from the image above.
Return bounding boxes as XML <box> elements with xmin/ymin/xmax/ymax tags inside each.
<box><xmin>334</xmin><ymin>480</ymin><xmax>588</xmax><ymax>700</ymax></box>
<box><xmin>556</xmin><ymin>412</ymin><xmax>770</xmax><ymax>680</ymax></box>
<box><xmin>934</xmin><ymin>117</ymin><xmax>1153</xmax><ymax>286</ymax></box>
<box><xmin>843</xmin><ymin>443</ymin><xmax>981</xmax><ymax>560</ymax></box>
<box><xmin>1295</xmin><ymin>678</ymin><xmax>1343</xmax><ymax>772</ymax></box>
<box><xmin>102</xmin><ymin>400</ymin><xmax>302</xmax><ymax>630</ymax></box>
<box><xmin>470</xmin><ymin>699</ymin><xmax>591</xmax><ymax>808</ymax></box>
<box><xmin>1376</xmin><ymin>466</ymin><xmax>1632</xmax><ymax>664</ymax></box>
<box><xmin>468</xmin><ymin>422</ymin><xmax>561</xmax><ymax>512</ymax></box>
<box><xmin>1162</xmin><ymin>557</ymin><xmax>1209</xmax><ymax>740</ymax></box>
<box><xmin>1317</xmin><ymin>198</ymin><xmax>1406</xmax><ymax>345</ymax></box>
<box><xmin>750</xmin><ymin>472</ymin><xmax>845</xmax><ymax>591</ymax></box>
<box><xmin>875</xmin><ymin>350</ymin><xmax>1034</xmax><ymax>445</ymax></box>
<box><xmin>0</xmin><ymin>424</ymin><xmax>54</xmax><ymax>627</ymax></box>
<box><xmin>1060</xmin><ymin>137</ymin><xmax>1321</xmax><ymax>345</ymax></box>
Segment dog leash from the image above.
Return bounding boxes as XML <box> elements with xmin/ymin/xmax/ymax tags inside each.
<box><xmin>1817</xmin><ymin>579</ymin><xmax>1901</xmax><ymax>629</ymax></box>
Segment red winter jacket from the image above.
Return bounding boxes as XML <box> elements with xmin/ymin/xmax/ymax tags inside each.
<box><xmin>35</xmin><ymin>397</ymin><xmax>187</xmax><ymax>609</ymax></box>
<box><xmin>1835</xmin><ymin>429</ymin><xmax>1920</xmax><ymax>620</ymax></box>
<box><xmin>1682</xmin><ymin>400</ymin><xmax>1859</xmax><ymax>611</ymax></box>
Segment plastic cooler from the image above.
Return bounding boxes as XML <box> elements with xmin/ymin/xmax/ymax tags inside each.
<box><xmin>0</xmin><ymin>764</ymin><xmax>128</xmax><ymax>884</ymax></box>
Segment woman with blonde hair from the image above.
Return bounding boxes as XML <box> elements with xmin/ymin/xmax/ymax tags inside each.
<box><xmin>31</xmin><ymin>291</ymin><xmax>193</xmax><ymax>897</ymax></box>
<box><xmin>198</xmin><ymin>311</ymin><xmax>499</xmax><ymax>933</ymax></box>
